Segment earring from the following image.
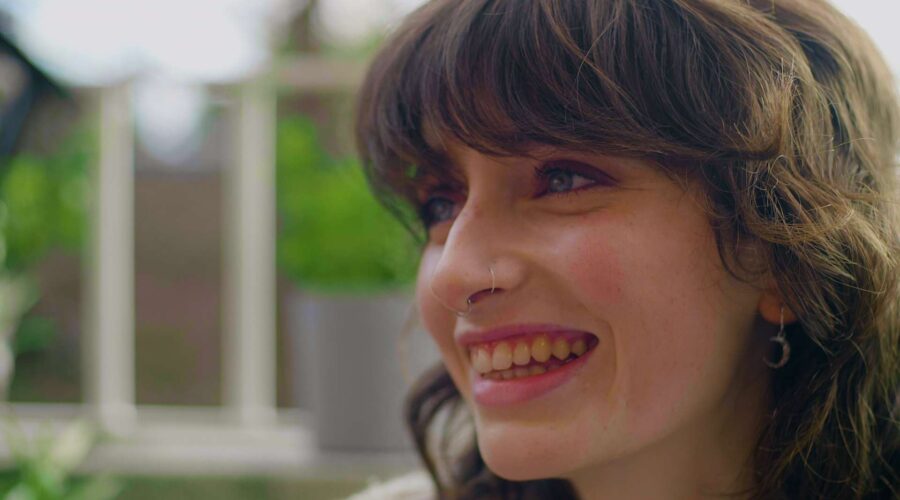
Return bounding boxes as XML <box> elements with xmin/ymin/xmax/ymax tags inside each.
<box><xmin>764</xmin><ymin>305</ymin><xmax>791</xmax><ymax>369</ymax></box>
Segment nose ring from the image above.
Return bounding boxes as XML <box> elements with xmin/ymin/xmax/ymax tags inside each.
<box><xmin>429</xmin><ymin>265</ymin><xmax>496</xmax><ymax>317</ymax></box>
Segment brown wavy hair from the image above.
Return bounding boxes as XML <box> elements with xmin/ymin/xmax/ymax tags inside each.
<box><xmin>354</xmin><ymin>0</ymin><xmax>900</xmax><ymax>498</ymax></box>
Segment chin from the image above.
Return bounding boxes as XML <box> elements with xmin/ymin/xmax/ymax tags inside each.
<box><xmin>474</xmin><ymin>417</ymin><xmax>591</xmax><ymax>482</ymax></box>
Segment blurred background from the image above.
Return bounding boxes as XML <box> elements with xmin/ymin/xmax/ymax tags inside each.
<box><xmin>0</xmin><ymin>0</ymin><xmax>894</xmax><ymax>499</ymax></box>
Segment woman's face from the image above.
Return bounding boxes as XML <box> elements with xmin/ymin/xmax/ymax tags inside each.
<box><xmin>415</xmin><ymin>142</ymin><xmax>774</xmax><ymax>482</ymax></box>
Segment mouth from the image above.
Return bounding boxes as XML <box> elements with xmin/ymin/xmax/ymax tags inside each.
<box><xmin>467</xmin><ymin>332</ymin><xmax>598</xmax><ymax>380</ymax></box>
<box><xmin>459</xmin><ymin>325</ymin><xmax>600</xmax><ymax>406</ymax></box>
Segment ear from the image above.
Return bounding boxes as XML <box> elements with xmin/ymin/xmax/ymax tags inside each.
<box><xmin>757</xmin><ymin>277</ymin><xmax>799</xmax><ymax>325</ymax></box>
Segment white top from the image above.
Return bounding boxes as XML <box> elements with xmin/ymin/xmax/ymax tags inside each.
<box><xmin>346</xmin><ymin>470</ymin><xmax>436</xmax><ymax>500</ymax></box>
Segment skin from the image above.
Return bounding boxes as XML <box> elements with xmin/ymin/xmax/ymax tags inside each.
<box><xmin>414</xmin><ymin>140</ymin><xmax>797</xmax><ymax>499</ymax></box>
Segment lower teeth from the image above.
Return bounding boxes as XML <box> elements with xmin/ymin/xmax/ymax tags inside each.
<box><xmin>483</xmin><ymin>355</ymin><xmax>577</xmax><ymax>380</ymax></box>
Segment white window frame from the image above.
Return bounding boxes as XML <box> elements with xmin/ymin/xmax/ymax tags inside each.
<box><xmin>0</xmin><ymin>57</ymin><xmax>416</xmax><ymax>478</ymax></box>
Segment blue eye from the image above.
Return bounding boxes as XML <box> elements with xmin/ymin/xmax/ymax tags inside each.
<box><xmin>535</xmin><ymin>162</ymin><xmax>607</xmax><ymax>196</ymax></box>
<box><xmin>421</xmin><ymin>196</ymin><xmax>456</xmax><ymax>227</ymax></box>
<box><xmin>546</xmin><ymin>170</ymin><xmax>577</xmax><ymax>193</ymax></box>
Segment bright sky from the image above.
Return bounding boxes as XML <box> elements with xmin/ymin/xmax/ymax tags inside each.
<box><xmin>0</xmin><ymin>0</ymin><xmax>896</xmax><ymax>86</ymax></box>
<box><xmin>0</xmin><ymin>0</ymin><xmax>894</xmax><ymax>166</ymax></box>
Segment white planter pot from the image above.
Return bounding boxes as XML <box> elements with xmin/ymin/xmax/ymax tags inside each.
<box><xmin>286</xmin><ymin>288</ymin><xmax>441</xmax><ymax>451</ymax></box>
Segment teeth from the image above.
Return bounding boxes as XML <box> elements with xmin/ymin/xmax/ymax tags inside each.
<box><xmin>483</xmin><ymin>365</ymin><xmax>550</xmax><ymax>381</ymax></box>
<box><xmin>473</xmin><ymin>348</ymin><xmax>492</xmax><ymax>374</ymax></box>
<box><xmin>513</xmin><ymin>342</ymin><xmax>531</xmax><ymax>366</ymax></box>
<box><xmin>571</xmin><ymin>339</ymin><xmax>587</xmax><ymax>356</ymax></box>
<box><xmin>552</xmin><ymin>338</ymin><xmax>571</xmax><ymax>360</ymax></box>
<box><xmin>472</xmin><ymin>335</ymin><xmax>594</xmax><ymax>379</ymax></box>
<box><xmin>531</xmin><ymin>335</ymin><xmax>552</xmax><ymax>363</ymax></box>
<box><xmin>492</xmin><ymin>342</ymin><xmax>513</xmax><ymax>370</ymax></box>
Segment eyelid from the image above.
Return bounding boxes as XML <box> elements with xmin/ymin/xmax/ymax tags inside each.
<box><xmin>418</xmin><ymin>159</ymin><xmax>613</xmax><ymax>228</ymax></box>
<box><xmin>417</xmin><ymin>185</ymin><xmax>463</xmax><ymax>211</ymax></box>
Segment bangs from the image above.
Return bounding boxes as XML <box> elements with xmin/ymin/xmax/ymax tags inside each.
<box><xmin>355</xmin><ymin>0</ymin><xmax>804</xmax><ymax>223</ymax></box>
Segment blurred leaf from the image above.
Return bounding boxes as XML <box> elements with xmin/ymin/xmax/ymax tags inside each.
<box><xmin>11</xmin><ymin>316</ymin><xmax>56</xmax><ymax>357</ymax></box>
<box><xmin>276</xmin><ymin>116</ymin><xmax>419</xmax><ymax>293</ymax></box>
<box><xmin>5</xmin><ymin>483</ymin><xmax>37</xmax><ymax>500</ymax></box>
<box><xmin>0</xmin><ymin>418</ymin><xmax>120</xmax><ymax>500</ymax></box>
<box><xmin>66</xmin><ymin>475</ymin><xmax>122</xmax><ymax>500</ymax></box>
<box><xmin>1</xmin><ymin>156</ymin><xmax>53</xmax><ymax>272</ymax></box>
<box><xmin>0</xmin><ymin>123</ymin><xmax>92</xmax><ymax>275</ymax></box>
<box><xmin>47</xmin><ymin>421</ymin><xmax>94</xmax><ymax>473</ymax></box>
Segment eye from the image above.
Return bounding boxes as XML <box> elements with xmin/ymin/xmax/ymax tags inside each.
<box><xmin>534</xmin><ymin>160</ymin><xmax>612</xmax><ymax>196</ymax></box>
<box><xmin>545</xmin><ymin>169</ymin><xmax>591</xmax><ymax>193</ymax></box>
<box><xmin>419</xmin><ymin>195</ymin><xmax>459</xmax><ymax>228</ymax></box>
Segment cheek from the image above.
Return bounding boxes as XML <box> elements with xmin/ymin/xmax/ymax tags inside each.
<box><xmin>634</xmin><ymin>253</ymin><xmax>749</xmax><ymax>438</ymax></box>
<box><xmin>560</xmin><ymin>228</ymin><xmax>627</xmax><ymax>308</ymax></box>
<box><xmin>562</xmin><ymin>204</ymin><xmax>747</xmax><ymax>437</ymax></box>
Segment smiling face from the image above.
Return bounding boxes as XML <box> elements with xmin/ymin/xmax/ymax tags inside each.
<box><xmin>414</xmin><ymin>142</ymin><xmax>775</xmax><ymax>487</ymax></box>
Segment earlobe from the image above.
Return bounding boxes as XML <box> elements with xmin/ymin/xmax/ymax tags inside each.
<box><xmin>757</xmin><ymin>283</ymin><xmax>798</xmax><ymax>325</ymax></box>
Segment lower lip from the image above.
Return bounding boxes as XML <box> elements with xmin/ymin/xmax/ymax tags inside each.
<box><xmin>471</xmin><ymin>348</ymin><xmax>594</xmax><ymax>407</ymax></box>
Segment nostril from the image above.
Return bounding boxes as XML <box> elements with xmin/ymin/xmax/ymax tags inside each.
<box><xmin>467</xmin><ymin>287</ymin><xmax>501</xmax><ymax>305</ymax></box>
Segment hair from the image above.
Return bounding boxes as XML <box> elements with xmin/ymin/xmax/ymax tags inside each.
<box><xmin>354</xmin><ymin>0</ymin><xmax>900</xmax><ymax>498</ymax></box>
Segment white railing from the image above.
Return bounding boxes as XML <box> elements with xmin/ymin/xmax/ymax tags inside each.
<box><xmin>0</xmin><ymin>56</ymin><xmax>417</xmax><ymax>478</ymax></box>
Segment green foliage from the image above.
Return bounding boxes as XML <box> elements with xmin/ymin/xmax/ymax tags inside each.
<box><xmin>0</xmin><ymin>124</ymin><xmax>93</xmax><ymax>363</ymax></box>
<box><xmin>0</xmin><ymin>419</ymin><xmax>122</xmax><ymax>500</ymax></box>
<box><xmin>276</xmin><ymin>116</ymin><xmax>419</xmax><ymax>293</ymax></box>
<box><xmin>11</xmin><ymin>316</ymin><xmax>57</xmax><ymax>358</ymax></box>
<box><xmin>0</xmin><ymin>126</ymin><xmax>92</xmax><ymax>275</ymax></box>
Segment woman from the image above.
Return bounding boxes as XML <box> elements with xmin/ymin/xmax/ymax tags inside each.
<box><xmin>353</xmin><ymin>0</ymin><xmax>899</xmax><ymax>498</ymax></box>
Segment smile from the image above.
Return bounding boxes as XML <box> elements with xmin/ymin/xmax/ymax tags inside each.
<box><xmin>468</xmin><ymin>333</ymin><xmax>598</xmax><ymax>380</ymax></box>
<box><xmin>459</xmin><ymin>325</ymin><xmax>601</xmax><ymax>406</ymax></box>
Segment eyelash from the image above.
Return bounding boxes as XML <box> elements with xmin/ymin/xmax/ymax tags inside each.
<box><xmin>417</xmin><ymin>161</ymin><xmax>610</xmax><ymax>228</ymax></box>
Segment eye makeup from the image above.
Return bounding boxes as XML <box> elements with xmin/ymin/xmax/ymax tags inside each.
<box><xmin>414</xmin><ymin>157</ymin><xmax>617</xmax><ymax>229</ymax></box>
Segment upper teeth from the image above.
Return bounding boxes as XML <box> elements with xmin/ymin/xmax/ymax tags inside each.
<box><xmin>469</xmin><ymin>335</ymin><xmax>591</xmax><ymax>375</ymax></box>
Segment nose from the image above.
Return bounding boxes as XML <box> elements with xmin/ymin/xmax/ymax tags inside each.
<box><xmin>426</xmin><ymin>197</ymin><xmax>523</xmax><ymax>316</ymax></box>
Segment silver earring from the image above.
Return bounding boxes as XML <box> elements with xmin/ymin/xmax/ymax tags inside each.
<box><xmin>764</xmin><ymin>305</ymin><xmax>791</xmax><ymax>369</ymax></box>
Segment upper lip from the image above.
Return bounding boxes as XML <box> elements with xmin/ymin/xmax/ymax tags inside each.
<box><xmin>457</xmin><ymin>323</ymin><xmax>593</xmax><ymax>347</ymax></box>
